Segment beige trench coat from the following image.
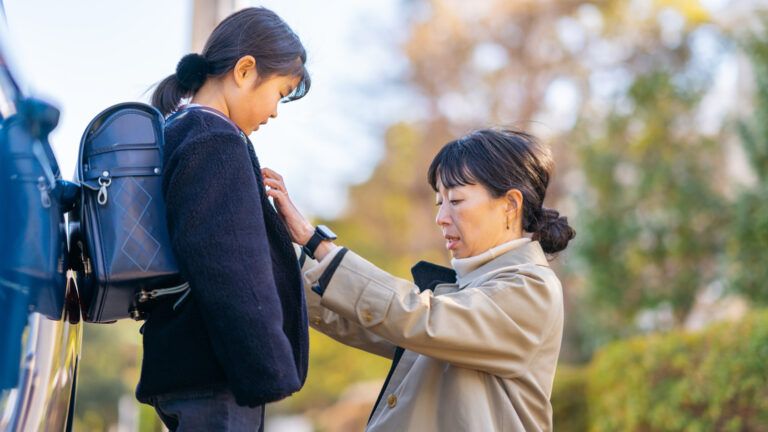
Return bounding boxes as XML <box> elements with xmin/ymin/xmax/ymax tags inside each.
<box><xmin>300</xmin><ymin>240</ymin><xmax>563</xmax><ymax>431</ymax></box>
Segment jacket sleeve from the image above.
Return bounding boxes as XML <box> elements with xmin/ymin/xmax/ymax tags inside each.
<box><xmin>304</xmin><ymin>248</ymin><xmax>563</xmax><ymax>379</ymax></box>
<box><xmin>295</xmin><ymin>245</ymin><xmax>396</xmax><ymax>359</ymax></box>
<box><xmin>164</xmin><ymin>131</ymin><xmax>300</xmax><ymax>406</ymax></box>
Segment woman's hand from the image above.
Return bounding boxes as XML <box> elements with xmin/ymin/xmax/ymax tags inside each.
<box><xmin>262</xmin><ymin>168</ymin><xmax>314</xmax><ymax>245</ymax></box>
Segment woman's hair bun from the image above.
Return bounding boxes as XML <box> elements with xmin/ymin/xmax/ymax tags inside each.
<box><xmin>176</xmin><ymin>53</ymin><xmax>210</xmax><ymax>92</ymax></box>
<box><xmin>534</xmin><ymin>207</ymin><xmax>576</xmax><ymax>254</ymax></box>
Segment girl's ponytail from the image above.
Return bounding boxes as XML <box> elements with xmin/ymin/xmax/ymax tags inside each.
<box><xmin>151</xmin><ymin>54</ymin><xmax>210</xmax><ymax>116</ymax></box>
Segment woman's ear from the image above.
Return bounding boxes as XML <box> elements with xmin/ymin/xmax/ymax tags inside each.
<box><xmin>505</xmin><ymin>189</ymin><xmax>523</xmax><ymax>215</ymax></box>
<box><xmin>233</xmin><ymin>55</ymin><xmax>258</xmax><ymax>87</ymax></box>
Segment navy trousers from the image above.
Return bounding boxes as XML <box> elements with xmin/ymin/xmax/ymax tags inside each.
<box><xmin>150</xmin><ymin>388</ymin><xmax>265</xmax><ymax>431</ymax></box>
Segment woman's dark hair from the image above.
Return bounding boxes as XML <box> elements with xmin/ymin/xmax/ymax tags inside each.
<box><xmin>152</xmin><ymin>7</ymin><xmax>311</xmax><ymax>115</ymax></box>
<box><xmin>427</xmin><ymin>128</ymin><xmax>576</xmax><ymax>255</ymax></box>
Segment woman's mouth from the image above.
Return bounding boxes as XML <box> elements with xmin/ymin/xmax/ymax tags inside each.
<box><xmin>445</xmin><ymin>235</ymin><xmax>460</xmax><ymax>250</ymax></box>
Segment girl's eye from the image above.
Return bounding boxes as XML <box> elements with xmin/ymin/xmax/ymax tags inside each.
<box><xmin>435</xmin><ymin>201</ymin><xmax>442</xmax><ymax>207</ymax></box>
<box><xmin>449</xmin><ymin>200</ymin><xmax>462</xmax><ymax>205</ymax></box>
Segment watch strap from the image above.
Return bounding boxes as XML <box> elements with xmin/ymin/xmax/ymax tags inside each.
<box><xmin>303</xmin><ymin>229</ymin><xmax>325</xmax><ymax>260</ymax></box>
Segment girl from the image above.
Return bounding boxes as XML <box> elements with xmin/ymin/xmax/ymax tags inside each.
<box><xmin>136</xmin><ymin>7</ymin><xmax>311</xmax><ymax>431</ymax></box>
<box><xmin>266</xmin><ymin>129</ymin><xmax>575</xmax><ymax>431</ymax></box>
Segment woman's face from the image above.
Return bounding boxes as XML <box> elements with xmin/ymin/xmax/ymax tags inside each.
<box><xmin>435</xmin><ymin>180</ymin><xmax>518</xmax><ymax>259</ymax></box>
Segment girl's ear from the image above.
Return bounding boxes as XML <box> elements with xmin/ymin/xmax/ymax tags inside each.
<box><xmin>233</xmin><ymin>55</ymin><xmax>258</xmax><ymax>87</ymax></box>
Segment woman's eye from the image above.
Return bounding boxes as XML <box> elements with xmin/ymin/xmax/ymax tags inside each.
<box><xmin>435</xmin><ymin>201</ymin><xmax>443</xmax><ymax>207</ymax></box>
<box><xmin>450</xmin><ymin>200</ymin><xmax>462</xmax><ymax>205</ymax></box>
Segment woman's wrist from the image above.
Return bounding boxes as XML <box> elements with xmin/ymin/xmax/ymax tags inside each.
<box><xmin>298</xmin><ymin>222</ymin><xmax>315</xmax><ymax>245</ymax></box>
<box><xmin>313</xmin><ymin>241</ymin><xmax>337</xmax><ymax>262</ymax></box>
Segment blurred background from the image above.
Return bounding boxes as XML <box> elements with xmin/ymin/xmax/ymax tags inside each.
<box><xmin>5</xmin><ymin>0</ymin><xmax>768</xmax><ymax>430</ymax></box>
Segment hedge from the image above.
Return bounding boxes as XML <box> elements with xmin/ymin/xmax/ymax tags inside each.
<box><xmin>552</xmin><ymin>364</ymin><xmax>589</xmax><ymax>432</ymax></box>
<box><xmin>585</xmin><ymin>310</ymin><xmax>768</xmax><ymax>431</ymax></box>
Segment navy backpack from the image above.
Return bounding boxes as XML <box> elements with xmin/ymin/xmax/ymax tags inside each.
<box><xmin>72</xmin><ymin>102</ymin><xmax>187</xmax><ymax>323</ymax></box>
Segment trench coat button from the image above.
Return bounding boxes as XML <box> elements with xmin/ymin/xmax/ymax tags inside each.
<box><xmin>387</xmin><ymin>394</ymin><xmax>397</xmax><ymax>408</ymax></box>
<box><xmin>361</xmin><ymin>309</ymin><xmax>374</xmax><ymax>323</ymax></box>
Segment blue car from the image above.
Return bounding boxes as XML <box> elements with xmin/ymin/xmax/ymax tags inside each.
<box><xmin>0</xmin><ymin>7</ymin><xmax>83</xmax><ymax>431</ymax></box>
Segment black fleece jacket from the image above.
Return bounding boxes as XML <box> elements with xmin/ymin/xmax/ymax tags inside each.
<box><xmin>135</xmin><ymin>108</ymin><xmax>308</xmax><ymax>407</ymax></box>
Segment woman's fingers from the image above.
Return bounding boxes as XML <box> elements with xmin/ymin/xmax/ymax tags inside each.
<box><xmin>261</xmin><ymin>167</ymin><xmax>284</xmax><ymax>183</ymax></box>
<box><xmin>264</xmin><ymin>177</ymin><xmax>287</xmax><ymax>194</ymax></box>
<box><xmin>262</xmin><ymin>168</ymin><xmax>289</xmax><ymax>196</ymax></box>
<box><xmin>264</xmin><ymin>187</ymin><xmax>312</xmax><ymax>244</ymax></box>
<box><xmin>261</xmin><ymin>167</ymin><xmax>314</xmax><ymax>244</ymax></box>
<box><xmin>264</xmin><ymin>187</ymin><xmax>283</xmax><ymax>200</ymax></box>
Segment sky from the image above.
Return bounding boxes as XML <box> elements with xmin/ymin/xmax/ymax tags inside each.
<box><xmin>2</xmin><ymin>0</ymin><xmax>408</xmax><ymax>219</ymax></box>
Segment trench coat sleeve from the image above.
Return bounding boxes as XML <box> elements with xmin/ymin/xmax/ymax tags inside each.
<box><xmin>164</xmin><ymin>131</ymin><xmax>301</xmax><ymax>406</ymax></box>
<box><xmin>295</xmin><ymin>245</ymin><xmax>397</xmax><ymax>359</ymax></box>
<box><xmin>304</xmin><ymin>248</ymin><xmax>563</xmax><ymax>379</ymax></box>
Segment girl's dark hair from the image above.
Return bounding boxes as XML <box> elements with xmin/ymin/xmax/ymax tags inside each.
<box><xmin>152</xmin><ymin>7</ymin><xmax>311</xmax><ymax>115</ymax></box>
<box><xmin>427</xmin><ymin>128</ymin><xmax>576</xmax><ymax>255</ymax></box>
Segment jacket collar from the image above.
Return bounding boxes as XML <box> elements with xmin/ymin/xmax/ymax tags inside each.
<box><xmin>457</xmin><ymin>241</ymin><xmax>549</xmax><ymax>288</ymax></box>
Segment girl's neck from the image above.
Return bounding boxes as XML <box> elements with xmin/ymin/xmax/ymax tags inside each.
<box><xmin>190</xmin><ymin>81</ymin><xmax>230</xmax><ymax>118</ymax></box>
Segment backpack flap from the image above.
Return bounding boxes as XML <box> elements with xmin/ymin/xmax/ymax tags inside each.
<box><xmin>75</xmin><ymin>103</ymin><xmax>182</xmax><ymax>322</ymax></box>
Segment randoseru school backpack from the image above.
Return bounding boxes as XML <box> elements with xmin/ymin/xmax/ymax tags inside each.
<box><xmin>71</xmin><ymin>102</ymin><xmax>188</xmax><ymax>323</ymax></box>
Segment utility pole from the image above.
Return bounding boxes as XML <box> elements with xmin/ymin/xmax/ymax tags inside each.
<box><xmin>190</xmin><ymin>0</ymin><xmax>239</xmax><ymax>52</ymax></box>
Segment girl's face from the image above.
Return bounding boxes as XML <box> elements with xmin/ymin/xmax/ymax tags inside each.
<box><xmin>226</xmin><ymin>56</ymin><xmax>301</xmax><ymax>135</ymax></box>
<box><xmin>435</xmin><ymin>180</ymin><xmax>521</xmax><ymax>259</ymax></box>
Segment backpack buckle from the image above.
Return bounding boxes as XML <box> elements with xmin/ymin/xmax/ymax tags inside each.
<box><xmin>97</xmin><ymin>171</ymin><xmax>111</xmax><ymax>205</ymax></box>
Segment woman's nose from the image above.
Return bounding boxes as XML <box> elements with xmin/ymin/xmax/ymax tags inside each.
<box><xmin>435</xmin><ymin>204</ymin><xmax>450</xmax><ymax>226</ymax></box>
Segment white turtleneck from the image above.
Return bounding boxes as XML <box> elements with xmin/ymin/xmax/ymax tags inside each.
<box><xmin>451</xmin><ymin>237</ymin><xmax>531</xmax><ymax>280</ymax></box>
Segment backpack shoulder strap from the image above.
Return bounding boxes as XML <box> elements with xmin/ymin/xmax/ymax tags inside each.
<box><xmin>168</xmin><ymin>105</ymin><xmax>248</xmax><ymax>144</ymax></box>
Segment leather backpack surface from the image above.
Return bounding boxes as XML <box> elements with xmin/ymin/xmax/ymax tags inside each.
<box><xmin>73</xmin><ymin>102</ymin><xmax>185</xmax><ymax>323</ymax></box>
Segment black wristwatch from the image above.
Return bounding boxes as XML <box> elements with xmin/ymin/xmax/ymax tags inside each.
<box><xmin>302</xmin><ymin>225</ymin><xmax>338</xmax><ymax>260</ymax></box>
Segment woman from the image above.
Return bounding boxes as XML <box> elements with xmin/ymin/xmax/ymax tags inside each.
<box><xmin>136</xmin><ymin>7</ymin><xmax>311</xmax><ymax>431</ymax></box>
<box><xmin>265</xmin><ymin>128</ymin><xmax>576</xmax><ymax>431</ymax></box>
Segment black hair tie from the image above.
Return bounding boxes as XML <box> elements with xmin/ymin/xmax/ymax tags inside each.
<box><xmin>176</xmin><ymin>53</ymin><xmax>210</xmax><ymax>92</ymax></box>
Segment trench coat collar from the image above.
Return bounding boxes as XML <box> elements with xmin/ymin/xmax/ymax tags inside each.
<box><xmin>457</xmin><ymin>240</ymin><xmax>550</xmax><ymax>288</ymax></box>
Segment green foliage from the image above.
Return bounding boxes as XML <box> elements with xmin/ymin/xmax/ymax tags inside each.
<box><xmin>728</xmin><ymin>27</ymin><xmax>768</xmax><ymax>305</ymax></box>
<box><xmin>575</xmin><ymin>70</ymin><xmax>726</xmax><ymax>341</ymax></box>
<box><xmin>73</xmin><ymin>321</ymin><xmax>142</xmax><ymax>431</ymax></box>
<box><xmin>551</xmin><ymin>365</ymin><xmax>589</xmax><ymax>432</ymax></box>
<box><xmin>737</xmin><ymin>28</ymin><xmax>768</xmax><ymax>182</ymax></box>
<box><xmin>278</xmin><ymin>329</ymin><xmax>389</xmax><ymax>412</ymax></box>
<box><xmin>587</xmin><ymin>310</ymin><xmax>768</xmax><ymax>431</ymax></box>
<box><xmin>728</xmin><ymin>186</ymin><xmax>768</xmax><ymax>304</ymax></box>
<box><xmin>138</xmin><ymin>402</ymin><xmax>165</xmax><ymax>432</ymax></box>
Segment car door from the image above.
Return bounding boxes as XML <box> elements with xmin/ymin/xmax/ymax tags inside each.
<box><xmin>0</xmin><ymin>10</ymin><xmax>83</xmax><ymax>432</ymax></box>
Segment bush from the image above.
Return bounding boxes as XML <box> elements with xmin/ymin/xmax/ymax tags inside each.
<box><xmin>552</xmin><ymin>364</ymin><xmax>589</xmax><ymax>432</ymax></box>
<box><xmin>587</xmin><ymin>310</ymin><xmax>768</xmax><ymax>431</ymax></box>
<box><xmin>276</xmin><ymin>329</ymin><xmax>390</xmax><ymax>412</ymax></box>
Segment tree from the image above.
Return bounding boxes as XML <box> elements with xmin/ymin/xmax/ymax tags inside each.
<box><xmin>728</xmin><ymin>23</ymin><xmax>768</xmax><ymax>304</ymax></box>
<box><xmin>575</xmin><ymin>70</ymin><xmax>726</xmax><ymax>345</ymax></box>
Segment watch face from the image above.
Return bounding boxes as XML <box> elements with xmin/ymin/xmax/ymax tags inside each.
<box><xmin>317</xmin><ymin>225</ymin><xmax>338</xmax><ymax>240</ymax></box>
